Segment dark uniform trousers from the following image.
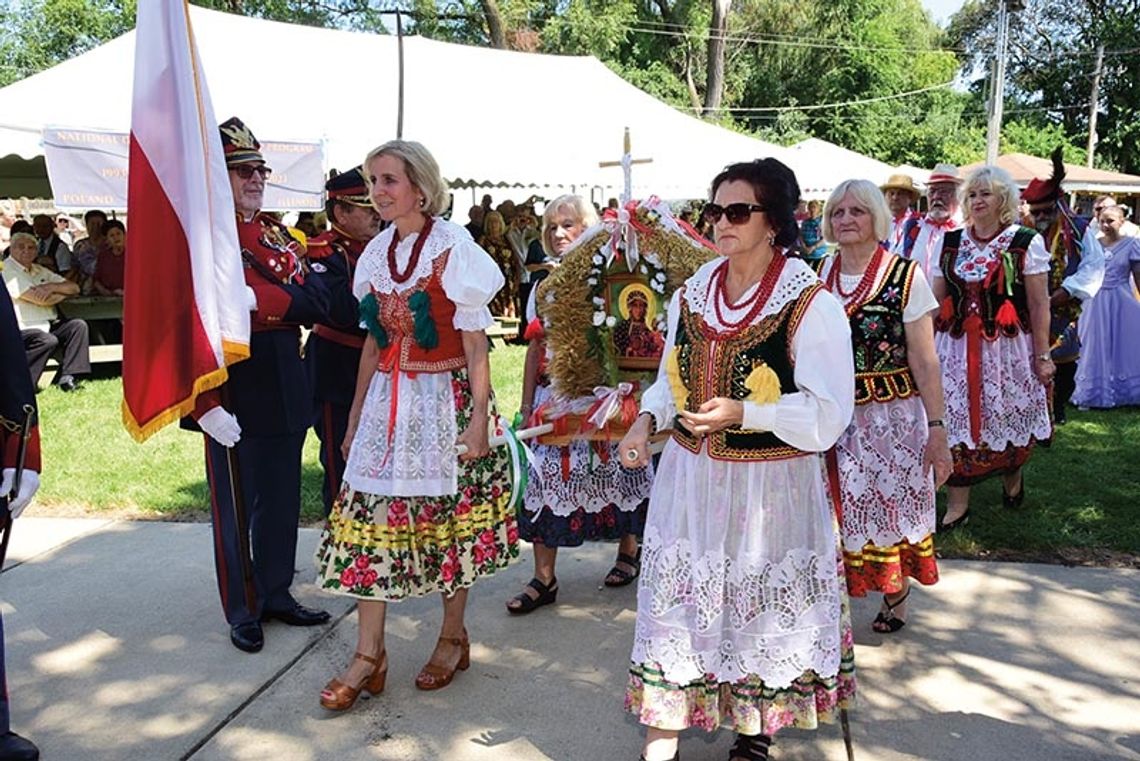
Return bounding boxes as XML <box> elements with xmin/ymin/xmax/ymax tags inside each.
<box><xmin>315</xmin><ymin>398</ymin><xmax>350</xmax><ymax>517</ymax></box>
<box><xmin>204</xmin><ymin>431</ymin><xmax>305</xmax><ymax>625</ymax></box>
<box><xmin>22</xmin><ymin>318</ymin><xmax>90</xmax><ymax>384</ymax></box>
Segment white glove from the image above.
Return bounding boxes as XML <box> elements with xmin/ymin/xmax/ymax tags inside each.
<box><xmin>245</xmin><ymin>286</ymin><xmax>258</xmax><ymax>312</ymax></box>
<box><xmin>199</xmin><ymin>406</ymin><xmax>242</xmax><ymax>448</ymax></box>
<box><xmin>1</xmin><ymin>468</ymin><xmax>40</xmax><ymax>519</ymax></box>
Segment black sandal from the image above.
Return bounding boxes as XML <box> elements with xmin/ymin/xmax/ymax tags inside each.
<box><xmin>729</xmin><ymin>733</ymin><xmax>772</xmax><ymax>760</ymax></box>
<box><xmin>1002</xmin><ymin>474</ymin><xmax>1026</xmax><ymax>509</ymax></box>
<box><xmin>872</xmin><ymin>589</ymin><xmax>910</xmax><ymax>633</ymax></box>
<box><xmin>604</xmin><ymin>550</ymin><xmax>641</xmax><ymax>587</ymax></box>
<box><xmin>506</xmin><ymin>576</ymin><xmax>558</xmax><ymax>615</ymax></box>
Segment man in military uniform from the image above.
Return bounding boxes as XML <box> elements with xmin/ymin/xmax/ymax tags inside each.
<box><xmin>304</xmin><ymin>167</ymin><xmax>380</xmax><ymax>516</ymax></box>
<box><xmin>0</xmin><ymin>285</ymin><xmax>41</xmax><ymax>760</ymax></box>
<box><xmin>1021</xmin><ymin>148</ymin><xmax>1105</xmax><ymax>425</ymax></box>
<box><xmin>189</xmin><ymin>117</ymin><xmax>331</xmax><ymax>653</ymax></box>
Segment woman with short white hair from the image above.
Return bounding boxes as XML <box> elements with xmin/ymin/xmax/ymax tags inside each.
<box><xmin>506</xmin><ymin>194</ymin><xmax>653</xmax><ymax>614</ymax></box>
<box><xmin>816</xmin><ymin>179</ymin><xmax>951</xmax><ymax>633</ymax></box>
<box><xmin>931</xmin><ymin>166</ymin><xmax>1053</xmax><ymax>531</ymax></box>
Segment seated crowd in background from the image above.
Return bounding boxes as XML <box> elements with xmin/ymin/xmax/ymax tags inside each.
<box><xmin>2</xmin><ymin>231</ymin><xmax>89</xmax><ymax>391</ymax></box>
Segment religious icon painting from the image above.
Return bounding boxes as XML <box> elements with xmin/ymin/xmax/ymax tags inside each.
<box><xmin>537</xmin><ymin>197</ymin><xmax>716</xmax><ymax>401</ymax></box>
<box><xmin>606</xmin><ymin>275</ymin><xmax>666</xmax><ymax>369</ymax></box>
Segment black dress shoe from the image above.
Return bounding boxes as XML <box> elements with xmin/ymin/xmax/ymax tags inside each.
<box><xmin>0</xmin><ymin>731</ymin><xmax>40</xmax><ymax>760</ymax></box>
<box><xmin>57</xmin><ymin>375</ymin><xmax>78</xmax><ymax>392</ymax></box>
<box><xmin>230</xmin><ymin>621</ymin><xmax>264</xmax><ymax>653</ymax></box>
<box><xmin>261</xmin><ymin>603</ymin><xmax>330</xmax><ymax>627</ymax></box>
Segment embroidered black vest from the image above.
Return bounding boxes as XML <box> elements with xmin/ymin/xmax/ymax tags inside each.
<box><xmin>846</xmin><ymin>256</ymin><xmax>918</xmax><ymax>405</ymax></box>
<box><xmin>936</xmin><ymin>227</ymin><xmax>1035</xmax><ymax>339</ymax></box>
<box><xmin>671</xmin><ymin>282</ymin><xmax>822</xmax><ymax>461</ymax></box>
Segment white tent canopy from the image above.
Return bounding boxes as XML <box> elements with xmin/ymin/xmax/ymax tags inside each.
<box><xmin>0</xmin><ymin>6</ymin><xmax>796</xmax><ymax>201</ymax></box>
<box><xmin>789</xmin><ymin>138</ymin><xmax>901</xmax><ymax>197</ymax></box>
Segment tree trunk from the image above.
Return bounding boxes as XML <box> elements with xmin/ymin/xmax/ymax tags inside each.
<box><xmin>684</xmin><ymin>45</ymin><xmax>703</xmax><ymax>112</ymax></box>
<box><xmin>703</xmin><ymin>0</ymin><xmax>731</xmax><ymax>117</ymax></box>
<box><xmin>479</xmin><ymin>0</ymin><xmax>508</xmax><ymax>49</ymax></box>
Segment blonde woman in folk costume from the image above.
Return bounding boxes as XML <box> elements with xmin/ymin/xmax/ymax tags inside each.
<box><xmin>506</xmin><ymin>194</ymin><xmax>653</xmax><ymax>614</ymax></box>
<box><xmin>620</xmin><ymin>159</ymin><xmax>855</xmax><ymax>761</ymax></box>
<box><xmin>314</xmin><ymin>140</ymin><xmax>518</xmax><ymax>710</ymax></box>
<box><xmin>815</xmin><ymin>179</ymin><xmax>951</xmax><ymax>633</ymax></box>
<box><xmin>933</xmin><ymin>166</ymin><xmax>1053</xmax><ymax>531</ymax></box>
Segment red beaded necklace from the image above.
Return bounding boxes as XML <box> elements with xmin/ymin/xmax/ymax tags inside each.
<box><xmin>387</xmin><ymin>215</ymin><xmax>435</xmax><ymax>283</ymax></box>
<box><xmin>710</xmin><ymin>253</ymin><xmax>787</xmax><ymax>332</ymax></box>
<box><xmin>827</xmin><ymin>246</ymin><xmax>885</xmax><ymax>316</ymax></box>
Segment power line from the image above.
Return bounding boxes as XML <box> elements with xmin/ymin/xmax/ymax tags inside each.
<box><xmin>686</xmin><ymin>81</ymin><xmax>956</xmax><ymax>113</ymax></box>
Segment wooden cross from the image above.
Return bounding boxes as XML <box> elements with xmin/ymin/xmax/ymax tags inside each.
<box><xmin>598</xmin><ymin>127</ymin><xmax>653</xmax><ymax>205</ymax></box>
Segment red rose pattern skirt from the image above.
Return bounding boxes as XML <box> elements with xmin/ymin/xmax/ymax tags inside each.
<box><xmin>314</xmin><ymin>371</ymin><xmax>520</xmax><ymax>600</ymax></box>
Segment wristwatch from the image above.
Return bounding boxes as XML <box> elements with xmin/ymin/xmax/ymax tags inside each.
<box><xmin>1036</xmin><ymin>352</ymin><xmax>1053</xmax><ymax>362</ymax></box>
<box><xmin>927</xmin><ymin>419</ymin><xmax>945</xmax><ymax>428</ymax></box>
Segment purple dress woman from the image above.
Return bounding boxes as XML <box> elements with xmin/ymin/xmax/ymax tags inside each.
<box><xmin>1073</xmin><ymin>232</ymin><xmax>1140</xmax><ymax>408</ymax></box>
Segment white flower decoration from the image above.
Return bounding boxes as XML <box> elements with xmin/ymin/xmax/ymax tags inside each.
<box><xmin>605</xmin><ymin>315</ymin><xmax>617</xmax><ymax>328</ymax></box>
<box><xmin>592</xmin><ymin>297</ymin><xmax>604</xmax><ymax>306</ymax></box>
<box><xmin>592</xmin><ymin>254</ymin><xmax>604</xmax><ymax>265</ymax></box>
<box><xmin>592</xmin><ymin>311</ymin><xmax>605</xmax><ymax>326</ymax></box>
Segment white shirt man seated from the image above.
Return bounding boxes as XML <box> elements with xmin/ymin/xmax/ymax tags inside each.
<box><xmin>2</xmin><ymin>232</ymin><xmax>90</xmax><ymax>391</ymax></box>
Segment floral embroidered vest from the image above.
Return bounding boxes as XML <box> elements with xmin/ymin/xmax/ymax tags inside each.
<box><xmin>847</xmin><ymin>256</ymin><xmax>919</xmax><ymax>405</ymax></box>
<box><xmin>936</xmin><ymin>227</ymin><xmax>1035</xmax><ymax>340</ymax></box>
<box><xmin>670</xmin><ymin>282</ymin><xmax>821</xmax><ymax>461</ymax></box>
<box><xmin>374</xmin><ymin>251</ymin><xmax>466</xmax><ymax>374</ymax></box>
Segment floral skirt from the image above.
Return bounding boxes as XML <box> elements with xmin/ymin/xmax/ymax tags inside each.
<box><xmin>843</xmin><ymin>534</ymin><xmax>938</xmax><ymax>597</ymax></box>
<box><xmin>519</xmin><ymin>499</ymin><xmax>647</xmax><ymax>547</ymax></box>
<box><xmin>625</xmin><ymin>579</ymin><xmax>856</xmax><ymax>736</ymax></box>
<box><xmin>314</xmin><ymin>377</ymin><xmax>519</xmax><ymax>601</ymax></box>
<box><xmin>947</xmin><ymin>440</ymin><xmax>1034</xmax><ymax>487</ymax></box>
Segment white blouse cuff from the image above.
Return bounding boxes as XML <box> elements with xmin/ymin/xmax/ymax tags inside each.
<box><xmin>741</xmin><ymin>401</ymin><xmax>773</xmax><ymax>432</ymax></box>
<box><xmin>453</xmin><ymin>305</ymin><xmax>495</xmax><ymax>332</ymax></box>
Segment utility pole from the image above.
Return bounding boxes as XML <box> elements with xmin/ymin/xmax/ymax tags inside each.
<box><xmin>985</xmin><ymin>0</ymin><xmax>1010</xmax><ymax>165</ymax></box>
<box><xmin>1086</xmin><ymin>43</ymin><xmax>1104</xmax><ymax>168</ymax></box>
<box><xmin>395</xmin><ymin>9</ymin><xmax>405</xmax><ymax>139</ymax></box>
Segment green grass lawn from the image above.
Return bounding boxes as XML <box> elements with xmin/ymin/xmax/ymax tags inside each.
<box><xmin>30</xmin><ymin>351</ymin><xmax>1139</xmax><ymax>565</ymax></box>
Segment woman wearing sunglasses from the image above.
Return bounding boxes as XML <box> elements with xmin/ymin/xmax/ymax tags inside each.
<box><xmin>815</xmin><ymin>179</ymin><xmax>951</xmax><ymax>634</ymax></box>
<box><xmin>619</xmin><ymin>159</ymin><xmax>856</xmax><ymax>761</ymax></box>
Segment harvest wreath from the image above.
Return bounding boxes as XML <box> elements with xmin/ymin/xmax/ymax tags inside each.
<box><xmin>532</xmin><ymin>197</ymin><xmax>715</xmax><ymax>443</ymax></box>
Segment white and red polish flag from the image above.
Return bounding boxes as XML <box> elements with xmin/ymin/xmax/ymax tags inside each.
<box><xmin>122</xmin><ymin>0</ymin><xmax>249</xmax><ymax>442</ymax></box>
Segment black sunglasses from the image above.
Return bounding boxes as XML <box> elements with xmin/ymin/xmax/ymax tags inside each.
<box><xmin>702</xmin><ymin>203</ymin><xmax>766</xmax><ymax>225</ymax></box>
<box><xmin>230</xmin><ymin>164</ymin><xmax>272</xmax><ymax>180</ymax></box>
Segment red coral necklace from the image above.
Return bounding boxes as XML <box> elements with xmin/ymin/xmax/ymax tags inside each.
<box><xmin>388</xmin><ymin>215</ymin><xmax>434</xmax><ymax>283</ymax></box>
<box><xmin>710</xmin><ymin>253</ymin><xmax>787</xmax><ymax>332</ymax></box>
<box><xmin>827</xmin><ymin>246</ymin><xmax>885</xmax><ymax>316</ymax></box>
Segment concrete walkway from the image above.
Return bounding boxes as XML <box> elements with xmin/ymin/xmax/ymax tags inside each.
<box><xmin>2</xmin><ymin>518</ymin><xmax>1137</xmax><ymax>761</ymax></box>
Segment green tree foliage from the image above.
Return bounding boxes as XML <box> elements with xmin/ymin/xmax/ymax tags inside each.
<box><xmin>947</xmin><ymin>0</ymin><xmax>1138</xmax><ymax>172</ymax></box>
<box><xmin>0</xmin><ymin>0</ymin><xmax>136</xmax><ymax>86</ymax></box>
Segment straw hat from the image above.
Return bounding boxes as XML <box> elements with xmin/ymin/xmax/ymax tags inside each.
<box><xmin>880</xmin><ymin>174</ymin><xmax>919</xmax><ymax>195</ymax></box>
<box><xmin>926</xmin><ymin>164</ymin><xmax>962</xmax><ymax>186</ymax></box>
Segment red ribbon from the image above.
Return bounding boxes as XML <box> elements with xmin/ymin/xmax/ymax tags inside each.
<box><xmin>825</xmin><ymin>448</ymin><xmax>843</xmax><ymax>525</ymax></box>
<box><xmin>963</xmin><ymin>303</ymin><xmax>985</xmax><ymax>444</ymax></box>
